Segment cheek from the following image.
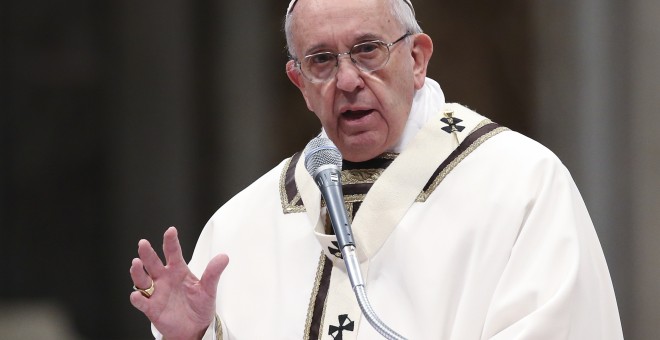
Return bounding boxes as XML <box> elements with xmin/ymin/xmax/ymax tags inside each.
<box><xmin>388</xmin><ymin>108</ymin><xmax>409</xmax><ymax>138</ymax></box>
<box><xmin>381</xmin><ymin>84</ymin><xmax>414</xmax><ymax>123</ymax></box>
<box><xmin>376</xmin><ymin>64</ymin><xmax>415</xmax><ymax>110</ymax></box>
<box><xmin>380</xmin><ymin>87</ymin><xmax>414</xmax><ymax>143</ymax></box>
<box><xmin>307</xmin><ymin>87</ymin><xmax>336</xmax><ymax>121</ymax></box>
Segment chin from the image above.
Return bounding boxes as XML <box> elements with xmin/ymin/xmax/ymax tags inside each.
<box><xmin>339</xmin><ymin>143</ymin><xmax>387</xmax><ymax>162</ymax></box>
<box><xmin>334</xmin><ymin>131</ymin><xmax>391</xmax><ymax>162</ymax></box>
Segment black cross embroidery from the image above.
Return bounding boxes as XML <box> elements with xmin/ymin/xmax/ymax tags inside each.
<box><xmin>441</xmin><ymin>110</ymin><xmax>465</xmax><ymax>144</ymax></box>
<box><xmin>328</xmin><ymin>314</ymin><xmax>354</xmax><ymax>340</ymax></box>
<box><xmin>440</xmin><ymin>116</ymin><xmax>465</xmax><ymax>134</ymax></box>
<box><xmin>328</xmin><ymin>241</ymin><xmax>343</xmax><ymax>259</ymax></box>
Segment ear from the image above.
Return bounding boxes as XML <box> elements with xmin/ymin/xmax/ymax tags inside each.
<box><xmin>410</xmin><ymin>33</ymin><xmax>433</xmax><ymax>90</ymax></box>
<box><xmin>286</xmin><ymin>60</ymin><xmax>304</xmax><ymax>89</ymax></box>
<box><xmin>286</xmin><ymin>60</ymin><xmax>314</xmax><ymax>111</ymax></box>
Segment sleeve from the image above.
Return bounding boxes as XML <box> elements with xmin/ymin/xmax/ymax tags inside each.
<box><xmin>150</xmin><ymin>316</ymin><xmax>219</xmax><ymax>340</ymax></box>
<box><xmin>480</xmin><ymin>157</ymin><xmax>623</xmax><ymax>339</ymax></box>
<box><xmin>188</xmin><ymin>217</ymin><xmax>228</xmax><ymax>340</ymax></box>
<box><xmin>179</xmin><ymin>179</ymin><xmax>249</xmax><ymax>340</ymax></box>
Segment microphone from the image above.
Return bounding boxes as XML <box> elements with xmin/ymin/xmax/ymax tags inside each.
<box><xmin>303</xmin><ymin>136</ymin><xmax>355</xmax><ymax>251</ymax></box>
<box><xmin>303</xmin><ymin>136</ymin><xmax>407</xmax><ymax>340</ymax></box>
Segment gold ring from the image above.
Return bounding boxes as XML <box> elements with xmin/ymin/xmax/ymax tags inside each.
<box><xmin>133</xmin><ymin>279</ymin><xmax>155</xmax><ymax>298</ymax></box>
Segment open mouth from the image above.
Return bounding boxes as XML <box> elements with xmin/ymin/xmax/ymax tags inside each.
<box><xmin>342</xmin><ymin>109</ymin><xmax>373</xmax><ymax>121</ymax></box>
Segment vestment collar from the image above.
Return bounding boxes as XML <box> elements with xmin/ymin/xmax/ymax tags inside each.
<box><xmin>320</xmin><ymin>77</ymin><xmax>446</xmax><ymax>154</ymax></box>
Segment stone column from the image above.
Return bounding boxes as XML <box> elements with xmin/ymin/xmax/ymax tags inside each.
<box><xmin>212</xmin><ymin>1</ymin><xmax>279</xmax><ymax>200</ymax></box>
<box><xmin>629</xmin><ymin>1</ymin><xmax>660</xmax><ymax>338</ymax></box>
<box><xmin>109</xmin><ymin>0</ymin><xmax>197</xmax><ymax>335</ymax></box>
<box><xmin>531</xmin><ymin>0</ymin><xmax>632</xmax><ymax>333</ymax></box>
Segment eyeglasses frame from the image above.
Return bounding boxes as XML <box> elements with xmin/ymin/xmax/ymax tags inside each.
<box><xmin>293</xmin><ymin>32</ymin><xmax>412</xmax><ymax>83</ymax></box>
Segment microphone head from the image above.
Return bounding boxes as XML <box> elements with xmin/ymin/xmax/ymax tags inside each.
<box><xmin>303</xmin><ymin>136</ymin><xmax>343</xmax><ymax>176</ymax></box>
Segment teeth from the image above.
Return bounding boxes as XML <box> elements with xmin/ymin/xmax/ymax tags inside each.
<box><xmin>342</xmin><ymin>110</ymin><xmax>371</xmax><ymax>119</ymax></box>
<box><xmin>343</xmin><ymin>110</ymin><xmax>369</xmax><ymax>115</ymax></box>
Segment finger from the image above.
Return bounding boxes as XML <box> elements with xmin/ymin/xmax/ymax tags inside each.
<box><xmin>138</xmin><ymin>239</ymin><xmax>165</xmax><ymax>278</ymax></box>
<box><xmin>129</xmin><ymin>290</ymin><xmax>152</xmax><ymax>316</ymax></box>
<box><xmin>129</xmin><ymin>258</ymin><xmax>152</xmax><ymax>290</ymax></box>
<box><xmin>163</xmin><ymin>226</ymin><xmax>186</xmax><ymax>267</ymax></box>
<box><xmin>199</xmin><ymin>253</ymin><xmax>230</xmax><ymax>297</ymax></box>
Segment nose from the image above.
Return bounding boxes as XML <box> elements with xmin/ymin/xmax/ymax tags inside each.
<box><xmin>335</xmin><ymin>55</ymin><xmax>364</xmax><ymax>92</ymax></box>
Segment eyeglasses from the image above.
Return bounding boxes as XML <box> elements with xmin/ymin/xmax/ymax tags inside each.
<box><xmin>294</xmin><ymin>33</ymin><xmax>411</xmax><ymax>83</ymax></box>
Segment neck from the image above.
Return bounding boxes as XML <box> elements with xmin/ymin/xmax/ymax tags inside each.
<box><xmin>386</xmin><ymin>77</ymin><xmax>446</xmax><ymax>153</ymax></box>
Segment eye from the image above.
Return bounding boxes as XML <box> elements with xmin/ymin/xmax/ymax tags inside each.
<box><xmin>307</xmin><ymin>52</ymin><xmax>335</xmax><ymax>65</ymax></box>
<box><xmin>352</xmin><ymin>41</ymin><xmax>381</xmax><ymax>55</ymax></box>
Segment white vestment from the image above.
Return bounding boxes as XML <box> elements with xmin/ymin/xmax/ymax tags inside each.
<box><xmin>153</xmin><ymin>78</ymin><xmax>622</xmax><ymax>339</ymax></box>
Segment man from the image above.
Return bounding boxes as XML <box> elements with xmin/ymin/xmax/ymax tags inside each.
<box><xmin>130</xmin><ymin>0</ymin><xmax>623</xmax><ymax>338</ymax></box>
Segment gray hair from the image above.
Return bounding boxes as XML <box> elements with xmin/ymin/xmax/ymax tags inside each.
<box><xmin>285</xmin><ymin>0</ymin><xmax>423</xmax><ymax>60</ymax></box>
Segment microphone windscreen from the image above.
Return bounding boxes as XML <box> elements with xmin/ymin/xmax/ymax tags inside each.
<box><xmin>303</xmin><ymin>136</ymin><xmax>343</xmax><ymax>175</ymax></box>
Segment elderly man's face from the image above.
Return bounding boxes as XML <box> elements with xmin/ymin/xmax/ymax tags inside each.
<box><xmin>286</xmin><ymin>0</ymin><xmax>432</xmax><ymax>162</ymax></box>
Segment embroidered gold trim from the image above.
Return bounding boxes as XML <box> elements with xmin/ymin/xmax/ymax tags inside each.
<box><xmin>416</xmin><ymin>126</ymin><xmax>509</xmax><ymax>202</ymax></box>
<box><xmin>344</xmin><ymin>194</ymin><xmax>367</xmax><ymax>203</ymax></box>
<box><xmin>470</xmin><ymin>118</ymin><xmax>493</xmax><ymax>135</ymax></box>
<box><xmin>281</xmin><ymin>124</ymin><xmax>504</xmax><ymax>212</ymax></box>
<box><xmin>280</xmin><ymin>153</ymin><xmax>396</xmax><ymax>214</ymax></box>
<box><xmin>346</xmin><ymin>201</ymin><xmax>354</xmax><ymax>220</ymax></box>
<box><xmin>379</xmin><ymin>152</ymin><xmax>398</xmax><ymax>160</ymax></box>
<box><xmin>323</xmin><ymin>194</ymin><xmax>367</xmax><ymax>205</ymax></box>
<box><xmin>342</xmin><ymin>168</ymin><xmax>384</xmax><ymax>184</ymax></box>
<box><xmin>318</xmin><ymin>294</ymin><xmax>327</xmax><ymax>339</ymax></box>
<box><xmin>280</xmin><ymin>156</ymin><xmax>294</xmax><ymax>209</ymax></box>
<box><xmin>215</xmin><ymin>314</ymin><xmax>223</xmax><ymax>340</ymax></box>
<box><xmin>290</xmin><ymin>192</ymin><xmax>302</xmax><ymax>207</ymax></box>
<box><xmin>304</xmin><ymin>252</ymin><xmax>328</xmax><ymax>340</ymax></box>
<box><xmin>280</xmin><ymin>156</ymin><xmax>306</xmax><ymax>214</ymax></box>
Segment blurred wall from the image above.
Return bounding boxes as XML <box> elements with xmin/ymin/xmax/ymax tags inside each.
<box><xmin>1</xmin><ymin>0</ymin><xmax>657</xmax><ymax>338</ymax></box>
<box><xmin>532</xmin><ymin>0</ymin><xmax>633</xmax><ymax>334</ymax></box>
<box><xmin>629</xmin><ymin>1</ymin><xmax>660</xmax><ymax>339</ymax></box>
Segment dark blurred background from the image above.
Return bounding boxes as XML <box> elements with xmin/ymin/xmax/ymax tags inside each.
<box><xmin>1</xmin><ymin>0</ymin><xmax>658</xmax><ymax>338</ymax></box>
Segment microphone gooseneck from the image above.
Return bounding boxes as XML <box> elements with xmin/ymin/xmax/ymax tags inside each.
<box><xmin>303</xmin><ymin>136</ymin><xmax>407</xmax><ymax>340</ymax></box>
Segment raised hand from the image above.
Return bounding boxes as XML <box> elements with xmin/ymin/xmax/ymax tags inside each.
<box><xmin>129</xmin><ymin>227</ymin><xmax>229</xmax><ymax>340</ymax></box>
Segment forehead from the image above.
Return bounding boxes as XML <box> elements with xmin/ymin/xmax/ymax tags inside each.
<box><xmin>290</xmin><ymin>0</ymin><xmax>398</xmax><ymax>53</ymax></box>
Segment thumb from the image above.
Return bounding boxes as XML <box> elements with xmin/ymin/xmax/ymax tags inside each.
<box><xmin>199</xmin><ymin>253</ymin><xmax>229</xmax><ymax>297</ymax></box>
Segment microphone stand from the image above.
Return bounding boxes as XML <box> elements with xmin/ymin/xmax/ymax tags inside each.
<box><xmin>316</xmin><ymin>166</ymin><xmax>407</xmax><ymax>340</ymax></box>
<box><xmin>340</xmin><ymin>245</ymin><xmax>407</xmax><ymax>340</ymax></box>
